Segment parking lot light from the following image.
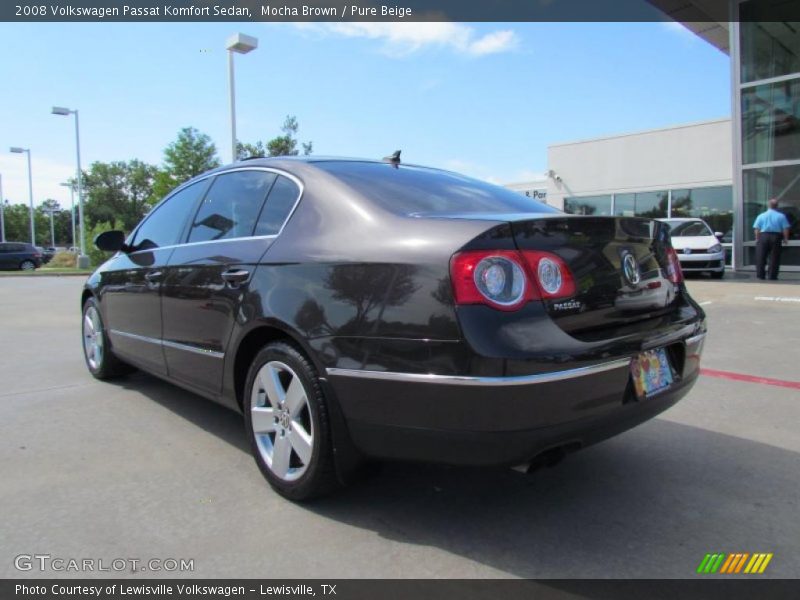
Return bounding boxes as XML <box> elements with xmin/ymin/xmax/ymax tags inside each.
<box><xmin>51</xmin><ymin>106</ymin><xmax>88</xmax><ymax>268</ymax></box>
<box><xmin>60</xmin><ymin>182</ymin><xmax>76</xmax><ymax>249</ymax></box>
<box><xmin>9</xmin><ymin>147</ymin><xmax>35</xmax><ymax>245</ymax></box>
<box><xmin>226</xmin><ymin>33</ymin><xmax>258</xmax><ymax>163</ymax></box>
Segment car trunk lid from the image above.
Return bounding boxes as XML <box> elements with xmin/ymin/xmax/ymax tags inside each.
<box><xmin>510</xmin><ymin>215</ymin><xmax>681</xmax><ymax>336</ymax></box>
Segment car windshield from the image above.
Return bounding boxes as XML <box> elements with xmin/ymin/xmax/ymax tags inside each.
<box><xmin>316</xmin><ymin>161</ymin><xmax>559</xmax><ymax>216</ymax></box>
<box><xmin>664</xmin><ymin>220</ymin><xmax>713</xmax><ymax>237</ymax></box>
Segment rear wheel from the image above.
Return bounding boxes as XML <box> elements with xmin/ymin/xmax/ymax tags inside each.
<box><xmin>19</xmin><ymin>260</ymin><xmax>36</xmax><ymax>271</ymax></box>
<box><xmin>244</xmin><ymin>342</ymin><xmax>339</xmax><ymax>500</ymax></box>
<box><xmin>82</xmin><ymin>298</ymin><xmax>134</xmax><ymax>379</ymax></box>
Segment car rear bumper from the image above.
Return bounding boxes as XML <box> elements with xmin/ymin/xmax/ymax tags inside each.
<box><xmin>326</xmin><ymin>332</ymin><xmax>705</xmax><ymax>466</ymax></box>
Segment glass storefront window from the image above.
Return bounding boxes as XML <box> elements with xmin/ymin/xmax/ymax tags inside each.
<box><xmin>743</xmin><ymin>164</ymin><xmax>800</xmax><ymax>244</ymax></box>
<box><xmin>564</xmin><ymin>195</ymin><xmax>611</xmax><ymax>216</ymax></box>
<box><xmin>739</xmin><ymin>7</ymin><xmax>800</xmax><ymax>83</ymax></box>
<box><xmin>614</xmin><ymin>191</ymin><xmax>667</xmax><ymax>218</ymax></box>
<box><xmin>671</xmin><ymin>186</ymin><xmax>734</xmax><ymax>241</ymax></box>
<box><xmin>742</xmin><ymin>79</ymin><xmax>800</xmax><ymax>164</ymax></box>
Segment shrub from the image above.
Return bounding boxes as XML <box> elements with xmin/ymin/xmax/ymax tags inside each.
<box><xmin>48</xmin><ymin>252</ymin><xmax>77</xmax><ymax>268</ymax></box>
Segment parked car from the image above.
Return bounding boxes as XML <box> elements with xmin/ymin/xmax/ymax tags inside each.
<box><xmin>81</xmin><ymin>158</ymin><xmax>706</xmax><ymax>500</ymax></box>
<box><xmin>658</xmin><ymin>218</ymin><xmax>725</xmax><ymax>278</ymax></box>
<box><xmin>0</xmin><ymin>242</ymin><xmax>42</xmax><ymax>271</ymax></box>
<box><xmin>39</xmin><ymin>246</ymin><xmax>57</xmax><ymax>264</ymax></box>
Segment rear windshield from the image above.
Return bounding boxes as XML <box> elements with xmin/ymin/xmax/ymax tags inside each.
<box><xmin>664</xmin><ymin>220</ymin><xmax>713</xmax><ymax>237</ymax></box>
<box><xmin>316</xmin><ymin>161</ymin><xmax>558</xmax><ymax>216</ymax></box>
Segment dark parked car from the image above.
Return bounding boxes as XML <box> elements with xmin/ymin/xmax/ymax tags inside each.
<box><xmin>37</xmin><ymin>246</ymin><xmax>56</xmax><ymax>264</ymax></box>
<box><xmin>81</xmin><ymin>158</ymin><xmax>707</xmax><ymax>500</ymax></box>
<box><xmin>0</xmin><ymin>242</ymin><xmax>42</xmax><ymax>271</ymax></box>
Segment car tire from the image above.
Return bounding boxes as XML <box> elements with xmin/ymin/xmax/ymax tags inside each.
<box><xmin>81</xmin><ymin>297</ymin><xmax>135</xmax><ymax>379</ymax></box>
<box><xmin>244</xmin><ymin>341</ymin><xmax>339</xmax><ymax>501</ymax></box>
<box><xmin>19</xmin><ymin>260</ymin><xmax>36</xmax><ymax>271</ymax></box>
<box><xmin>710</xmin><ymin>270</ymin><xmax>724</xmax><ymax>279</ymax></box>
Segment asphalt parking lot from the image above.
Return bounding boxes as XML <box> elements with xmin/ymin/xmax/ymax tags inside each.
<box><xmin>1</xmin><ymin>275</ymin><xmax>799</xmax><ymax>579</ymax></box>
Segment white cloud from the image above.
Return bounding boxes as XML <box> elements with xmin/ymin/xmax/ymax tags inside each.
<box><xmin>292</xmin><ymin>22</ymin><xmax>519</xmax><ymax>57</ymax></box>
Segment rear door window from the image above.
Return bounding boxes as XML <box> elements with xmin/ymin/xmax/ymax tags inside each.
<box><xmin>187</xmin><ymin>170</ymin><xmax>277</xmax><ymax>244</ymax></box>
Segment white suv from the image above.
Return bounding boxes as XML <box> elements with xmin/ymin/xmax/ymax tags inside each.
<box><xmin>659</xmin><ymin>218</ymin><xmax>725</xmax><ymax>279</ymax></box>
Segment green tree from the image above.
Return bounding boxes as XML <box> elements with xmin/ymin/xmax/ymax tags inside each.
<box><xmin>153</xmin><ymin>127</ymin><xmax>220</xmax><ymax>200</ymax></box>
<box><xmin>82</xmin><ymin>160</ymin><xmax>158</xmax><ymax>231</ymax></box>
<box><xmin>1</xmin><ymin>202</ymin><xmax>33</xmax><ymax>243</ymax></box>
<box><xmin>236</xmin><ymin>115</ymin><xmax>313</xmax><ymax>159</ymax></box>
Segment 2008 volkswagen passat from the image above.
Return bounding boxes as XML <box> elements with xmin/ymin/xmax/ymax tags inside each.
<box><xmin>81</xmin><ymin>157</ymin><xmax>706</xmax><ymax>500</ymax></box>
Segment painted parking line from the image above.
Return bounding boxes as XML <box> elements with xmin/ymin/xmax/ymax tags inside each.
<box><xmin>754</xmin><ymin>296</ymin><xmax>800</xmax><ymax>303</ymax></box>
<box><xmin>701</xmin><ymin>368</ymin><xmax>800</xmax><ymax>390</ymax></box>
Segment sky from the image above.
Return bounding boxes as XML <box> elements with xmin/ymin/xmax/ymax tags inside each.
<box><xmin>0</xmin><ymin>20</ymin><xmax>731</xmax><ymax>208</ymax></box>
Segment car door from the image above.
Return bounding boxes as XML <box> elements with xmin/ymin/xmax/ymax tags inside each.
<box><xmin>100</xmin><ymin>179</ymin><xmax>210</xmax><ymax>375</ymax></box>
<box><xmin>160</xmin><ymin>169</ymin><xmax>302</xmax><ymax>395</ymax></box>
<box><xmin>0</xmin><ymin>244</ymin><xmax>10</xmax><ymax>269</ymax></box>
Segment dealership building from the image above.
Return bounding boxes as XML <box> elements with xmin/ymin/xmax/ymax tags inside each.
<box><xmin>510</xmin><ymin>1</ymin><xmax>800</xmax><ymax>272</ymax></box>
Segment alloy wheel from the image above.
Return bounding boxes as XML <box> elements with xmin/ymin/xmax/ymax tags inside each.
<box><xmin>250</xmin><ymin>361</ymin><xmax>314</xmax><ymax>482</ymax></box>
<box><xmin>83</xmin><ymin>305</ymin><xmax>104</xmax><ymax>371</ymax></box>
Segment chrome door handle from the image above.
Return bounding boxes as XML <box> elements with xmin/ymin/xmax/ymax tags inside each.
<box><xmin>221</xmin><ymin>269</ymin><xmax>250</xmax><ymax>286</ymax></box>
<box><xmin>144</xmin><ymin>271</ymin><xmax>163</xmax><ymax>282</ymax></box>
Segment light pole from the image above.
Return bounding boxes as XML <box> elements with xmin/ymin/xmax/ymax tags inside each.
<box><xmin>226</xmin><ymin>33</ymin><xmax>258</xmax><ymax>163</ymax></box>
<box><xmin>52</xmin><ymin>106</ymin><xmax>88</xmax><ymax>268</ymax></box>
<box><xmin>60</xmin><ymin>182</ymin><xmax>76</xmax><ymax>249</ymax></box>
<box><xmin>9</xmin><ymin>147</ymin><xmax>35</xmax><ymax>245</ymax></box>
<box><xmin>0</xmin><ymin>173</ymin><xmax>5</xmax><ymax>242</ymax></box>
<box><xmin>43</xmin><ymin>205</ymin><xmax>60</xmax><ymax>247</ymax></box>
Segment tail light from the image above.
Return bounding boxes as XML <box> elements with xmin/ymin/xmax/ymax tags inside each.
<box><xmin>520</xmin><ymin>251</ymin><xmax>576</xmax><ymax>300</ymax></box>
<box><xmin>665</xmin><ymin>246</ymin><xmax>684</xmax><ymax>284</ymax></box>
<box><xmin>450</xmin><ymin>249</ymin><xmax>576</xmax><ymax>311</ymax></box>
<box><xmin>451</xmin><ymin>250</ymin><xmax>529</xmax><ymax>311</ymax></box>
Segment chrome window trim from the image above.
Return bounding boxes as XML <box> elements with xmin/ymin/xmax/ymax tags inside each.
<box><xmin>127</xmin><ymin>165</ymin><xmax>304</xmax><ymax>255</ymax></box>
<box><xmin>109</xmin><ymin>329</ymin><xmax>224</xmax><ymax>359</ymax></box>
<box><xmin>326</xmin><ymin>358</ymin><xmax>631</xmax><ymax>387</ymax></box>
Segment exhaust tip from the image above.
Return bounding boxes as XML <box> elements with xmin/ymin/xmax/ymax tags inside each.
<box><xmin>513</xmin><ymin>443</ymin><xmax>581</xmax><ymax>475</ymax></box>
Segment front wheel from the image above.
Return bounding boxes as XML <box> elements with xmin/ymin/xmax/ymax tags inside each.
<box><xmin>82</xmin><ymin>298</ymin><xmax>134</xmax><ymax>379</ymax></box>
<box><xmin>244</xmin><ymin>342</ymin><xmax>339</xmax><ymax>500</ymax></box>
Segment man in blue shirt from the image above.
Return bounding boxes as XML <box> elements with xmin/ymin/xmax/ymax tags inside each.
<box><xmin>753</xmin><ymin>198</ymin><xmax>791</xmax><ymax>280</ymax></box>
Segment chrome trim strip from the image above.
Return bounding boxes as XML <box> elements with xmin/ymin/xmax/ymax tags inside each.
<box><xmin>326</xmin><ymin>358</ymin><xmax>631</xmax><ymax>387</ymax></box>
<box><xmin>109</xmin><ymin>330</ymin><xmax>224</xmax><ymax>359</ymax></box>
<box><xmin>684</xmin><ymin>332</ymin><xmax>707</xmax><ymax>346</ymax></box>
<box><xmin>109</xmin><ymin>329</ymin><xmax>160</xmax><ymax>345</ymax></box>
<box><xmin>161</xmin><ymin>339</ymin><xmax>225</xmax><ymax>359</ymax></box>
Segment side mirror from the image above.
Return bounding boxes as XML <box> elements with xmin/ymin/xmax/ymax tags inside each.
<box><xmin>94</xmin><ymin>230</ymin><xmax>127</xmax><ymax>252</ymax></box>
<box><xmin>714</xmin><ymin>232</ymin><xmax>723</xmax><ymax>239</ymax></box>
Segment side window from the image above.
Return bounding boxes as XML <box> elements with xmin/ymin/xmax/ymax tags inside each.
<box><xmin>132</xmin><ymin>181</ymin><xmax>207</xmax><ymax>250</ymax></box>
<box><xmin>254</xmin><ymin>175</ymin><xmax>301</xmax><ymax>236</ymax></box>
<box><xmin>187</xmin><ymin>171</ymin><xmax>276</xmax><ymax>244</ymax></box>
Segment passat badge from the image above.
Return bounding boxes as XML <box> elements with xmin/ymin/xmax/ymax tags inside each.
<box><xmin>553</xmin><ymin>299</ymin><xmax>582</xmax><ymax>311</ymax></box>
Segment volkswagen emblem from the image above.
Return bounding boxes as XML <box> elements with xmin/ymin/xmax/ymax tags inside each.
<box><xmin>684</xmin><ymin>247</ymin><xmax>692</xmax><ymax>255</ymax></box>
<box><xmin>622</xmin><ymin>253</ymin><xmax>641</xmax><ymax>286</ymax></box>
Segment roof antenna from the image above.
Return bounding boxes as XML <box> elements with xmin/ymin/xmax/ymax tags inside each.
<box><xmin>383</xmin><ymin>150</ymin><xmax>401</xmax><ymax>167</ymax></box>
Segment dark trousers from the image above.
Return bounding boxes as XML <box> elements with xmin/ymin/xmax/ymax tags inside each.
<box><xmin>755</xmin><ymin>232</ymin><xmax>783</xmax><ymax>280</ymax></box>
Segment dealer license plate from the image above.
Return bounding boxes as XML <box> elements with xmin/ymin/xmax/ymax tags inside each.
<box><xmin>630</xmin><ymin>348</ymin><xmax>674</xmax><ymax>398</ymax></box>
